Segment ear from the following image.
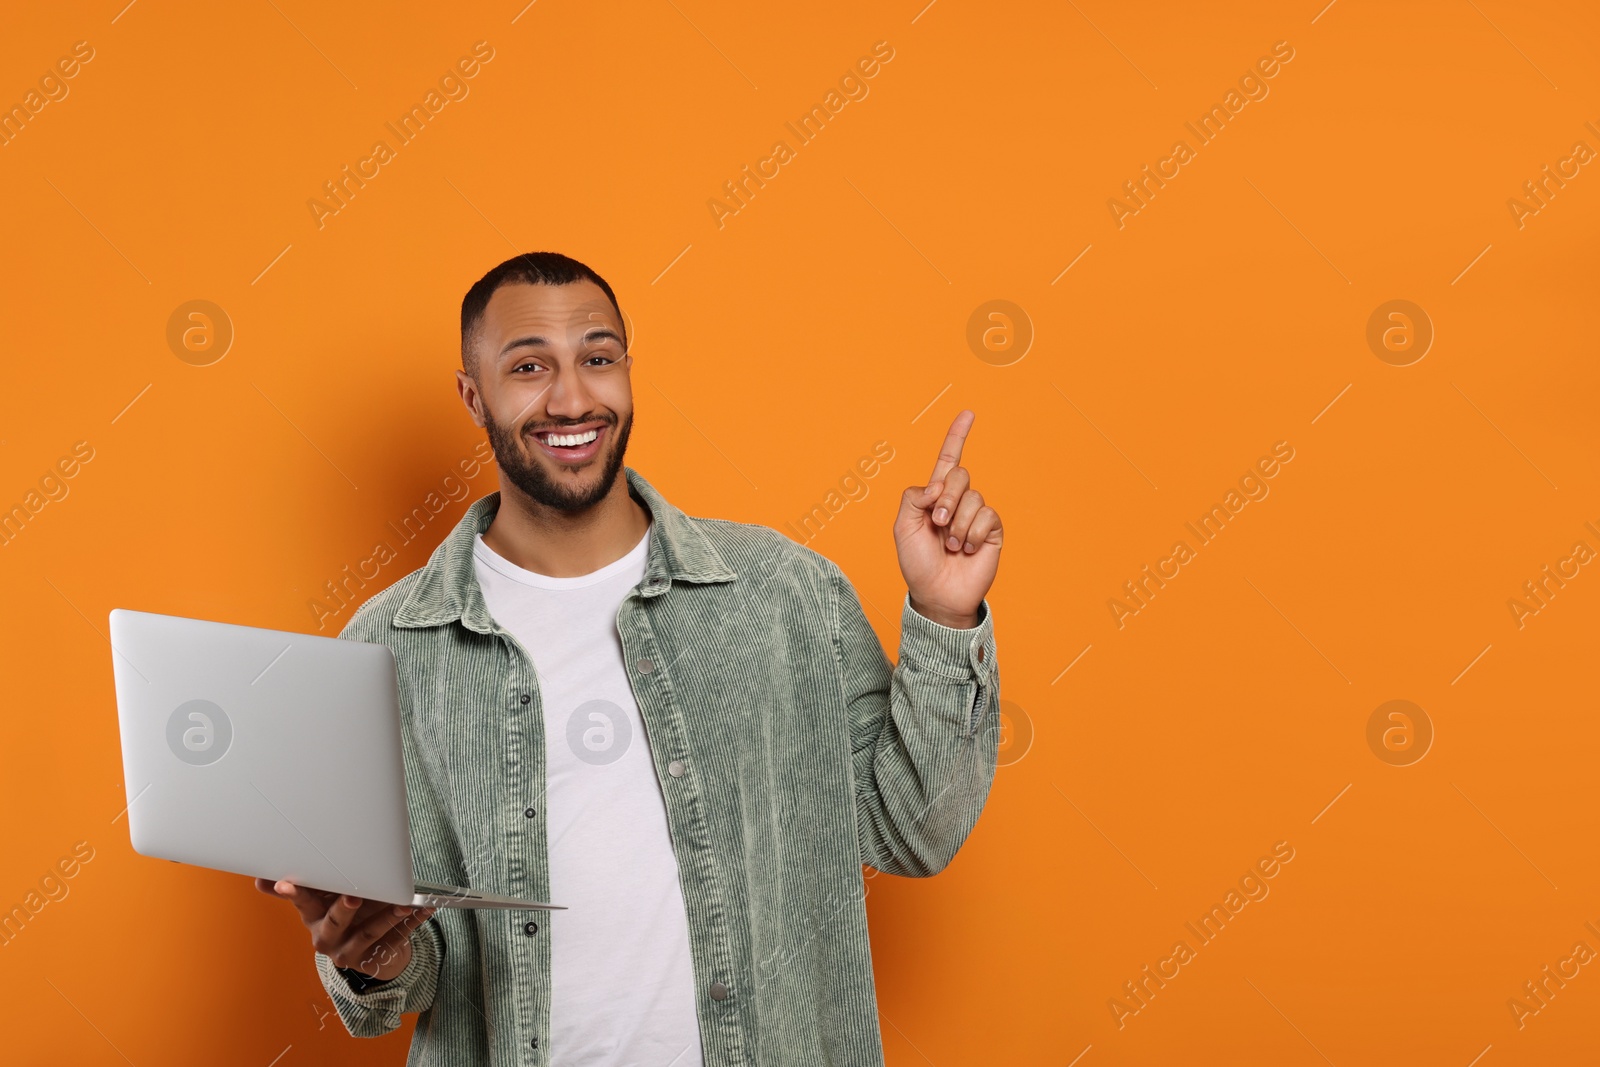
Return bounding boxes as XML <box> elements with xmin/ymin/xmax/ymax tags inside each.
<box><xmin>455</xmin><ymin>369</ymin><xmax>486</xmax><ymax>427</ymax></box>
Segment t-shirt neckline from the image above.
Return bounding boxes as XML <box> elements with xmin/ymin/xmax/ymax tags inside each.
<box><xmin>473</xmin><ymin>524</ymin><xmax>651</xmax><ymax>590</ymax></box>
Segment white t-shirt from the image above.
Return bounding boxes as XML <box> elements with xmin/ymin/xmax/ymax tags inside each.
<box><xmin>473</xmin><ymin>525</ymin><xmax>703</xmax><ymax>1067</ymax></box>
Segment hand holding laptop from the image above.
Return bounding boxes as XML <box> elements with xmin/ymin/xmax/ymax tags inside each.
<box><xmin>256</xmin><ymin>877</ymin><xmax>435</xmax><ymax>980</ymax></box>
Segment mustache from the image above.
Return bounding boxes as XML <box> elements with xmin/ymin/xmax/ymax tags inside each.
<box><xmin>522</xmin><ymin>414</ymin><xmax>617</xmax><ymax>435</ymax></box>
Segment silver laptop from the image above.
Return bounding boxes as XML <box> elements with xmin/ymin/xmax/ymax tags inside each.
<box><xmin>108</xmin><ymin>607</ymin><xmax>563</xmax><ymax>912</ymax></box>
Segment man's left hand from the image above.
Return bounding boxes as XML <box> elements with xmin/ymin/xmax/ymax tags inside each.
<box><xmin>894</xmin><ymin>409</ymin><xmax>1002</xmax><ymax>629</ymax></box>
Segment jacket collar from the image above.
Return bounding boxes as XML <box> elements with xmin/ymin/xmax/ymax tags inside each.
<box><xmin>392</xmin><ymin>465</ymin><xmax>737</xmax><ymax>633</ymax></box>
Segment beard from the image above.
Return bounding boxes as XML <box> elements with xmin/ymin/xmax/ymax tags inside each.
<box><xmin>483</xmin><ymin>405</ymin><xmax>633</xmax><ymax>513</ymax></box>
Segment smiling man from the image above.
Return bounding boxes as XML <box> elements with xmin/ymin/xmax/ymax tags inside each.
<box><xmin>257</xmin><ymin>251</ymin><xmax>1004</xmax><ymax>1066</ymax></box>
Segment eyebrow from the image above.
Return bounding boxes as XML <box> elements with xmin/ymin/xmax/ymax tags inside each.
<box><xmin>498</xmin><ymin>335</ymin><xmax>549</xmax><ymax>359</ymax></box>
<box><xmin>498</xmin><ymin>327</ymin><xmax>623</xmax><ymax>361</ymax></box>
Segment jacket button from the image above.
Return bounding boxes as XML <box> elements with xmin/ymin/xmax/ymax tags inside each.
<box><xmin>524</xmin><ymin>921</ymin><xmax>538</xmax><ymax>936</ymax></box>
<box><xmin>524</xmin><ymin>807</ymin><xmax>536</xmax><ymax>818</ymax></box>
<box><xmin>667</xmin><ymin>759</ymin><xmax>685</xmax><ymax>778</ymax></box>
<box><xmin>520</xmin><ymin>694</ymin><xmax>531</xmax><ymax>704</ymax></box>
<box><xmin>636</xmin><ymin>658</ymin><xmax>656</xmax><ymax>674</ymax></box>
<box><xmin>709</xmin><ymin>981</ymin><xmax>729</xmax><ymax>1001</ymax></box>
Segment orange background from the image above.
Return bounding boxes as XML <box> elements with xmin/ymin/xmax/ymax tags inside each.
<box><xmin>3</xmin><ymin>0</ymin><xmax>1598</xmax><ymax>1063</ymax></box>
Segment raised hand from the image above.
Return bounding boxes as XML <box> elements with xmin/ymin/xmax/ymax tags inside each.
<box><xmin>893</xmin><ymin>409</ymin><xmax>1002</xmax><ymax>629</ymax></box>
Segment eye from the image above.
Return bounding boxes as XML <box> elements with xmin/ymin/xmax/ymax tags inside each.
<box><xmin>513</xmin><ymin>361</ymin><xmax>544</xmax><ymax>374</ymax></box>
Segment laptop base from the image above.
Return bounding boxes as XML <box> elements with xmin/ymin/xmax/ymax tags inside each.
<box><xmin>412</xmin><ymin>880</ymin><xmax>565</xmax><ymax>911</ymax></box>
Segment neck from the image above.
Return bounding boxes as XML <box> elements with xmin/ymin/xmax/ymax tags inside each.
<box><xmin>481</xmin><ymin>469</ymin><xmax>651</xmax><ymax>578</ymax></box>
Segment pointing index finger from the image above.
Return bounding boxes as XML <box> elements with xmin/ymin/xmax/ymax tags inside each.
<box><xmin>929</xmin><ymin>409</ymin><xmax>975</xmax><ymax>484</ymax></box>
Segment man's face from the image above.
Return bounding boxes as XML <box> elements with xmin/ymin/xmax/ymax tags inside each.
<box><xmin>459</xmin><ymin>279</ymin><xmax>633</xmax><ymax>512</ymax></box>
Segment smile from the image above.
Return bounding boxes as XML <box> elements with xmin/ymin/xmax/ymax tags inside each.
<box><xmin>538</xmin><ymin>429</ymin><xmax>598</xmax><ymax>447</ymax></box>
<box><xmin>530</xmin><ymin>424</ymin><xmax>606</xmax><ymax>464</ymax></box>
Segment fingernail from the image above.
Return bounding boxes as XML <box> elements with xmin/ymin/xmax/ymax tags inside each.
<box><xmin>934</xmin><ymin>508</ymin><xmax>948</xmax><ymax>524</ymax></box>
<box><xmin>964</xmin><ymin>542</ymin><xmax>975</xmax><ymax>553</ymax></box>
<box><xmin>946</xmin><ymin>535</ymin><xmax>961</xmax><ymax>550</ymax></box>
<box><xmin>343</xmin><ymin>895</ymin><xmax>360</xmax><ymax>906</ymax></box>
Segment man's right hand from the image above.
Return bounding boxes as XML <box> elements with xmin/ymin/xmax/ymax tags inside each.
<box><xmin>255</xmin><ymin>878</ymin><xmax>436</xmax><ymax>981</ymax></box>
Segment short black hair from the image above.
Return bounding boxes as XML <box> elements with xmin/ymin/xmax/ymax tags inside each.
<box><xmin>459</xmin><ymin>252</ymin><xmax>626</xmax><ymax>375</ymax></box>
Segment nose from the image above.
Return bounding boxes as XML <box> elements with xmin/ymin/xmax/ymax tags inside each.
<box><xmin>543</xmin><ymin>363</ymin><xmax>595</xmax><ymax>420</ymax></box>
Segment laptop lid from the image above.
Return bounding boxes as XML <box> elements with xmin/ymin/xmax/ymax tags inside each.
<box><xmin>109</xmin><ymin>608</ymin><xmax>419</xmax><ymax>905</ymax></box>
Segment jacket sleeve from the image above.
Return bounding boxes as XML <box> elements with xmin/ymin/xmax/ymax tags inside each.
<box><xmin>314</xmin><ymin>918</ymin><xmax>445</xmax><ymax>1036</ymax></box>
<box><xmin>830</xmin><ymin>562</ymin><xmax>1001</xmax><ymax>877</ymax></box>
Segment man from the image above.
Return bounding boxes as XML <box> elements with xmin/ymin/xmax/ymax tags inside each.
<box><xmin>256</xmin><ymin>251</ymin><xmax>1004</xmax><ymax>1065</ymax></box>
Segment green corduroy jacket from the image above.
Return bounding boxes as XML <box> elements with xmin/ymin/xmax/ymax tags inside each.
<box><xmin>314</xmin><ymin>465</ymin><xmax>1001</xmax><ymax>1066</ymax></box>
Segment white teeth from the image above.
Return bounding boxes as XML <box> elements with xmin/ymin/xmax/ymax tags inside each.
<box><xmin>541</xmin><ymin>429</ymin><xmax>599</xmax><ymax>447</ymax></box>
